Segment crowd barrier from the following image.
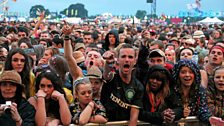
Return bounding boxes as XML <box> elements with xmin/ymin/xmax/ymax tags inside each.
<box><xmin>65</xmin><ymin>116</ymin><xmax>208</xmax><ymax>126</ymax></box>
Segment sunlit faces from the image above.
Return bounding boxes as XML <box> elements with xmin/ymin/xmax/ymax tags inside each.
<box><xmin>165</xmin><ymin>49</ymin><xmax>175</xmax><ymax>62</ymax></box>
<box><xmin>180</xmin><ymin>49</ymin><xmax>193</xmax><ymax>60</ymax></box>
<box><xmin>75</xmin><ymin>84</ymin><xmax>92</xmax><ymax>105</ymax></box>
<box><xmin>11</xmin><ymin>53</ymin><xmax>25</xmax><ymax>73</ymax></box>
<box><xmin>43</xmin><ymin>49</ymin><xmax>52</xmax><ymax>62</ymax></box>
<box><xmin>19</xmin><ymin>42</ymin><xmax>29</xmax><ymax>49</ymax></box>
<box><xmin>39</xmin><ymin>77</ymin><xmax>54</xmax><ymax>99</ymax></box>
<box><xmin>214</xmin><ymin>68</ymin><xmax>224</xmax><ymax>91</ymax></box>
<box><xmin>0</xmin><ymin>82</ymin><xmax>17</xmax><ymax>99</ymax></box>
<box><xmin>209</xmin><ymin>48</ymin><xmax>224</xmax><ymax>66</ymax></box>
<box><xmin>85</xmin><ymin>51</ymin><xmax>103</xmax><ymax>68</ymax></box>
<box><xmin>179</xmin><ymin>66</ymin><xmax>195</xmax><ymax>87</ymax></box>
<box><xmin>109</xmin><ymin>34</ymin><xmax>116</xmax><ymax>45</ymax></box>
<box><xmin>117</xmin><ymin>48</ymin><xmax>136</xmax><ymax>76</ymax></box>
<box><xmin>89</xmin><ymin>78</ymin><xmax>102</xmax><ymax>96</ymax></box>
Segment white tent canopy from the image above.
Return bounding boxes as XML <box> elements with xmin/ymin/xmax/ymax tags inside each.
<box><xmin>211</xmin><ymin>17</ymin><xmax>224</xmax><ymax>24</ymax></box>
<box><xmin>198</xmin><ymin>17</ymin><xmax>213</xmax><ymax>23</ymax></box>
<box><xmin>198</xmin><ymin>17</ymin><xmax>224</xmax><ymax>24</ymax></box>
<box><xmin>63</xmin><ymin>17</ymin><xmax>83</xmax><ymax>24</ymax></box>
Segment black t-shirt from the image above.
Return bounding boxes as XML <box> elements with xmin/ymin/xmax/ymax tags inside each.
<box><xmin>100</xmin><ymin>71</ymin><xmax>144</xmax><ymax>121</ymax></box>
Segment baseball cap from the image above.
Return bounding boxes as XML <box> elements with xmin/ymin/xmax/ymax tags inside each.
<box><xmin>149</xmin><ymin>49</ymin><xmax>166</xmax><ymax>59</ymax></box>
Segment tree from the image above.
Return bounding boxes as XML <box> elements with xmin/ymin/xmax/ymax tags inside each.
<box><xmin>29</xmin><ymin>5</ymin><xmax>49</xmax><ymax>18</ymax></box>
<box><xmin>135</xmin><ymin>10</ymin><xmax>147</xmax><ymax>19</ymax></box>
<box><xmin>60</xmin><ymin>3</ymin><xmax>88</xmax><ymax>18</ymax></box>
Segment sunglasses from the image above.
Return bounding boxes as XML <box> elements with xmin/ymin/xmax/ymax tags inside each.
<box><xmin>73</xmin><ymin>77</ymin><xmax>90</xmax><ymax>87</ymax></box>
<box><xmin>182</xmin><ymin>42</ymin><xmax>193</xmax><ymax>46</ymax></box>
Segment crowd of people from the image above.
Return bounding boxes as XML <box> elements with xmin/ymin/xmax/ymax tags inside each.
<box><xmin>0</xmin><ymin>12</ymin><xmax>224</xmax><ymax>126</ymax></box>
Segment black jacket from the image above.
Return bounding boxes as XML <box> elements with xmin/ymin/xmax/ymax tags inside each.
<box><xmin>139</xmin><ymin>88</ymin><xmax>183</xmax><ymax>125</ymax></box>
<box><xmin>0</xmin><ymin>99</ymin><xmax>36</xmax><ymax>126</ymax></box>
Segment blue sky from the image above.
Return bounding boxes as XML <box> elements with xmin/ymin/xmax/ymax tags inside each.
<box><xmin>6</xmin><ymin>0</ymin><xmax>224</xmax><ymax>16</ymax></box>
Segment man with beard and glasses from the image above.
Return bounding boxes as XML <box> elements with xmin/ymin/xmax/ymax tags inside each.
<box><xmin>101</xmin><ymin>43</ymin><xmax>144</xmax><ymax>126</ymax></box>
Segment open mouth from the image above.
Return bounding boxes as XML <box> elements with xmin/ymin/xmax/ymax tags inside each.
<box><xmin>184</xmin><ymin>78</ymin><xmax>192</xmax><ymax>82</ymax></box>
<box><xmin>218</xmin><ymin>83</ymin><xmax>224</xmax><ymax>86</ymax></box>
<box><xmin>89</xmin><ymin>61</ymin><xmax>94</xmax><ymax>66</ymax></box>
<box><xmin>123</xmin><ymin>64</ymin><xmax>130</xmax><ymax>69</ymax></box>
<box><xmin>123</xmin><ymin>64</ymin><xmax>130</xmax><ymax>72</ymax></box>
<box><xmin>212</xmin><ymin>57</ymin><xmax>218</xmax><ymax>61</ymax></box>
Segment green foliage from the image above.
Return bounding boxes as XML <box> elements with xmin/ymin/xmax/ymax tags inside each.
<box><xmin>29</xmin><ymin>3</ymin><xmax>88</xmax><ymax>19</ymax></box>
<box><xmin>30</xmin><ymin>5</ymin><xmax>47</xmax><ymax>18</ymax></box>
<box><xmin>135</xmin><ymin>10</ymin><xmax>147</xmax><ymax>19</ymax></box>
<box><xmin>60</xmin><ymin>3</ymin><xmax>88</xmax><ymax>18</ymax></box>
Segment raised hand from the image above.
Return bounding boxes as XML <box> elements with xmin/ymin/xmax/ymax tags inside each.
<box><xmin>39</xmin><ymin>11</ymin><xmax>45</xmax><ymax>21</ymax></box>
<box><xmin>61</xmin><ymin>20</ymin><xmax>75</xmax><ymax>35</ymax></box>
<box><xmin>102</xmin><ymin>51</ymin><xmax>115</xmax><ymax>65</ymax></box>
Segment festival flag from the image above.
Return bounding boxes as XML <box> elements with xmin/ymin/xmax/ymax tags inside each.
<box><xmin>161</xmin><ymin>14</ymin><xmax>167</xmax><ymax>20</ymax></box>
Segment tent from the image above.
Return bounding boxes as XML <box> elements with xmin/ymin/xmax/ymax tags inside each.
<box><xmin>198</xmin><ymin>17</ymin><xmax>224</xmax><ymax>24</ymax></box>
<box><xmin>198</xmin><ymin>17</ymin><xmax>213</xmax><ymax>23</ymax></box>
<box><xmin>63</xmin><ymin>17</ymin><xmax>83</xmax><ymax>24</ymax></box>
<box><xmin>211</xmin><ymin>17</ymin><xmax>224</xmax><ymax>24</ymax></box>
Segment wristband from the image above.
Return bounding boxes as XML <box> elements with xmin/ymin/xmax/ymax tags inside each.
<box><xmin>64</xmin><ymin>35</ymin><xmax>71</xmax><ymax>41</ymax></box>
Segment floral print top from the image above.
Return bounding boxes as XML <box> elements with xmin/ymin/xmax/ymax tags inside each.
<box><xmin>70</xmin><ymin>98</ymin><xmax>106</xmax><ymax>124</ymax></box>
<box><xmin>207</xmin><ymin>82</ymin><xmax>224</xmax><ymax>119</ymax></box>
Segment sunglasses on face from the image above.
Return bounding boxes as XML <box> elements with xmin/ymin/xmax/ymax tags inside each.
<box><xmin>182</xmin><ymin>42</ymin><xmax>193</xmax><ymax>46</ymax></box>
